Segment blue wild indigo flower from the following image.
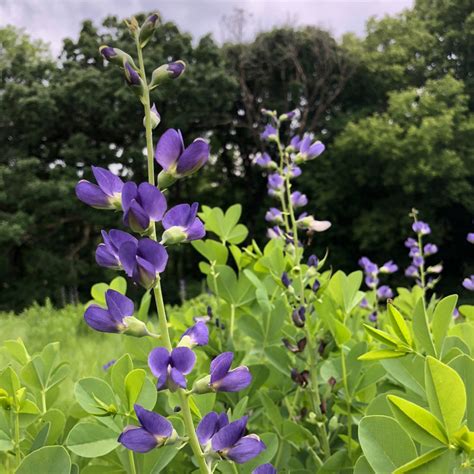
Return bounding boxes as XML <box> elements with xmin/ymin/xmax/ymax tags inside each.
<box><xmin>179</xmin><ymin>321</ymin><xmax>209</xmax><ymax>348</ymax></box>
<box><xmin>463</xmin><ymin>276</ymin><xmax>474</xmax><ymax>291</ymax></box>
<box><xmin>260</xmin><ymin>124</ymin><xmax>277</xmax><ymax>141</ymax></box>
<box><xmin>208</xmin><ymin>352</ymin><xmax>252</xmax><ymax>392</ymax></box>
<box><xmin>196</xmin><ymin>412</ymin><xmax>265</xmax><ymax>463</ymax></box>
<box><xmin>291</xmin><ymin>191</ymin><xmax>308</xmax><ymax>208</ymax></box>
<box><xmin>293</xmin><ymin>133</ymin><xmax>325</xmax><ymax>163</ymax></box>
<box><xmin>253</xmin><ymin>464</ymin><xmax>277</xmax><ymax>474</ymax></box>
<box><xmin>119</xmin><ymin>404</ymin><xmax>174</xmax><ymax>453</ymax></box>
<box><xmin>148</xmin><ymin>346</ymin><xmax>196</xmax><ymax>391</ymax></box>
<box><xmin>75</xmin><ymin>166</ymin><xmax>124</xmax><ymax>210</ymax></box>
<box><xmin>296</xmin><ymin>213</ymin><xmax>331</xmax><ymax>233</ymax></box>
<box><xmin>161</xmin><ymin>202</ymin><xmax>205</xmax><ymax>245</ymax></box>
<box><xmin>281</xmin><ymin>272</ymin><xmax>291</xmax><ymax>288</ymax></box>
<box><xmin>267</xmin><ymin>226</ymin><xmax>283</xmax><ymax>239</ymax></box>
<box><xmin>468</xmin><ymin>232</ymin><xmax>474</xmax><ymax>244</ymax></box>
<box><xmin>265</xmin><ymin>208</ymin><xmax>284</xmax><ymax>225</ymax></box>
<box><xmin>95</xmin><ymin>230</ymin><xmax>137</xmax><ymax>269</ymax></box>
<box><xmin>150</xmin><ymin>61</ymin><xmax>187</xmax><ymax>89</ymax></box>
<box><xmin>255</xmin><ymin>152</ymin><xmax>277</xmax><ymax>170</ymax></box>
<box><xmin>412</xmin><ymin>220</ymin><xmax>431</xmax><ymax>235</ymax></box>
<box><xmin>267</xmin><ymin>173</ymin><xmax>285</xmax><ymax>197</ymax></box>
<box><xmin>124</xmin><ymin>61</ymin><xmax>142</xmax><ymax>87</ymax></box>
<box><xmin>307</xmin><ymin>254</ymin><xmax>319</xmax><ymax>267</ymax></box>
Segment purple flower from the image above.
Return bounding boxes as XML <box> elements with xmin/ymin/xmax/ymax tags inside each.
<box><xmin>267</xmin><ymin>226</ymin><xmax>283</xmax><ymax>239</ymax></box>
<box><xmin>119</xmin><ymin>404</ymin><xmax>173</xmax><ymax>453</ymax></box>
<box><xmin>196</xmin><ymin>412</ymin><xmax>265</xmax><ymax>463</ymax></box>
<box><xmin>180</xmin><ymin>321</ymin><xmax>209</xmax><ymax>347</ymax></box>
<box><xmin>468</xmin><ymin>233</ymin><xmax>474</xmax><ymax>244</ymax></box>
<box><xmin>267</xmin><ymin>173</ymin><xmax>284</xmax><ymax>196</ymax></box>
<box><xmin>139</xmin><ymin>13</ymin><xmax>160</xmax><ymax>47</ymax></box>
<box><xmin>265</xmin><ymin>208</ymin><xmax>284</xmax><ymax>225</ymax></box>
<box><xmin>288</xmin><ymin>135</ymin><xmax>301</xmax><ymax>151</ymax></box>
<box><xmin>380</xmin><ymin>260</ymin><xmax>398</xmax><ymax>274</ymax></box>
<box><xmin>463</xmin><ymin>276</ymin><xmax>474</xmax><ymax>291</ymax></box>
<box><xmin>291</xmin><ymin>191</ymin><xmax>308</xmax><ymax>208</ymax></box>
<box><xmin>281</xmin><ymin>272</ymin><xmax>291</xmax><ymax>288</ymax></box>
<box><xmin>148</xmin><ymin>346</ymin><xmax>196</xmax><ymax>391</ymax></box>
<box><xmin>365</xmin><ymin>275</ymin><xmax>379</xmax><ymax>289</ymax></box>
<box><xmin>124</xmin><ymin>61</ymin><xmax>142</xmax><ymax>87</ymax></box>
<box><xmin>155</xmin><ymin>129</ymin><xmax>209</xmax><ymax>187</ymax></box>
<box><xmin>253</xmin><ymin>464</ymin><xmax>277</xmax><ymax>474</ymax></box>
<box><xmin>167</xmin><ymin>61</ymin><xmax>186</xmax><ymax>78</ymax></box>
<box><xmin>75</xmin><ymin>166</ymin><xmax>124</xmax><ymax>210</ymax></box>
<box><xmin>255</xmin><ymin>153</ymin><xmax>277</xmax><ymax>170</ymax></box>
<box><xmin>161</xmin><ymin>202</ymin><xmax>205</xmax><ymax>244</ymax></box>
<box><xmin>423</xmin><ymin>243</ymin><xmax>438</xmax><ymax>256</ymax></box>
<box><xmin>377</xmin><ymin>285</ymin><xmax>393</xmax><ymax>300</ymax></box>
<box><xmin>284</xmin><ymin>165</ymin><xmax>302</xmax><ymax>178</ymax></box>
<box><xmin>369</xmin><ymin>312</ymin><xmax>378</xmax><ymax>322</ymax></box>
<box><xmin>413</xmin><ymin>255</ymin><xmax>424</xmax><ymax>267</ymax></box>
<box><xmin>296</xmin><ymin>214</ymin><xmax>331</xmax><ymax>232</ymax></box>
<box><xmin>261</xmin><ymin>124</ymin><xmax>277</xmax><ymax>141</ymax></box>
<box><xmin>280</xmin><ymin>109</ymin><xmax>298</xmax><ymax>121</ymax></box>
<box><xmin>121</xmin><ymin>182</ymin><xmax>167</xmax><ymax>234</ymax></box>
<box><xmin>409</xmin><ymin>247</ymin><xmax>421</xmax><ymax>258</ymax></box>
<box><xmin>118</xmin><ymin>238</ymin><xmax>168</xmax><ymax>289</ymax></box>
<box><xmin>359</xmin><ymin>298</ymin><xmax>370</xmax><ymax>309</ymax></box>
<box><xmin>96</xmin><ymin>230</ymin><xmax>137</xmax><ymax>269</ymax></box>
<box><xmin>295</xmin><ymin>134</ymin><xmax>325</xmax><ymax>161</ymax></box>
<box><xmin>405</xmin><ymin>265</ymin><xmax>418</xmax><ymax>277</ymax></box>
<box><xmin>209</xmin><ymin>352</ymin><xmax>252</xmax><ymax>392</ymax></box>
<box><xmin>359</xmin><ymin>257</ymin><xmax>378</xmax><ymax>275</ymax></box>
<box><xmin>412</xmin><ymin>221</ymin><xmax>431</xmax><ymax>235</ymax></box>
<box><xmin>312</xmin><ymin>279</ymin><xmax>320</xmax><ymax>292</ymax></box>
<box><xmin>100</xmin><ymin>46</ymin><xmax>117</xmax><ymax>61</ymax></box>
<box><xmin>150</xmin><ymin>61</ymin><xmax>186</xmax><ymax>88</ymax></box>
<box><xmin>84</xmin><ymin>290</ymin><xmax>147</xmax><ymax>336</ymax></box>
<box><xmin>102</xmin><ymin>359</ymin><xmax>116</xmax><ymax>371</ymax></box>
<box><xmin>307</xmin><ymin>255</ymin><xmax>319</xmax><ymax>267</ymax></box>
<box><xmin>404</xmin><ymin>237</ymin><xmax>418</xmax><ymax>248</ymax></box>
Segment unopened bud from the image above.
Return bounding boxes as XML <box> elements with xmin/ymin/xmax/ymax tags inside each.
<box><xmin>192</xmin><ymin>375</ymin><xmax>212</xmax><ymax>394</ymax></box>
<box><xmin>161</xmin><ymin>226</ymin><xmax>187</xmax><ymax>245</ymax></box>
<box><xmin>144</xmin><ymin>103</ymin><xmax>161</xmax><ymax>130</ymax></box>
<box><xmin>292</xmin><ymin>306</ymin><xmax>306</xmax><ymax>328</ymax></box>
<box><xmin>99</xmin><ymin>46</ymin><xmax>136</xmax><ymax>69</ymax></box>
<box><xmin>123</xmin><ymin>316</ymin><xmax>149</xmax><ymax>337</ymax></box>
<box><xmin>150</xmin><ymin>61</ymin><xmax>186</xmax><ymax>89</ymax></box>
<box><xmin>139</xmin><ymin>13</ymin><xmax>160</xmax><ymax>48</ymax></box>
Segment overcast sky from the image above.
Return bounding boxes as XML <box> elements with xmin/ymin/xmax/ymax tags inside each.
<box><xmin>1</xmin><ymin>0</ymin><xmax>413</xmax><ymax>55</ymax></box>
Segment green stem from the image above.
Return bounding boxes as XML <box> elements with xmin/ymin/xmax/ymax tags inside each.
<box><xmin>14</xmin><ymin>411</ymin><xmax>20</xmax><ymax>466</ymax></box>
<box><xmin>41</xmin><ymin>390</ymin><xmax>47</xmax><ymax>414</ymax></box>
<box><xmin>128</xmin><ymin>449</ymin><xmax>137</xmax><ymax>474</ymax></box>
<box><xmin>341</xmin><ymin>347</ymin><xmax>353</xmax><ymax>460</ymax></box>
<box><xmin>229</xmin><ymin>304</ymin><xmax>235</xmax><ymax>342</ymax></box>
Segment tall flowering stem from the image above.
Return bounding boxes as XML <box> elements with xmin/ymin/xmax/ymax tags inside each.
<box><xmin>133</xmin><ymin>31</ymin><xmax>210</xmax><ymax>474</ymax></box>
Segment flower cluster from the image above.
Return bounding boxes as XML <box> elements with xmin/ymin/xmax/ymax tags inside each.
<box><xmin>463</xmin><ymin>230</ymin><xmax>474</xmax><ymax>291</ymax></box>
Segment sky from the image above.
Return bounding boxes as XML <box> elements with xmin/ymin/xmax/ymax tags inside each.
<box><xmin>1</xmin><ymin>0</ymin><xmax>414</xmax><ymax>55</ymax></box>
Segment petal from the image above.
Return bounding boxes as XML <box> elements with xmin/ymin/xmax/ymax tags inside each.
<box><xmin>118</xmin><ymin>241</ymin><xmax>138</xmax><ymax>277</ymax></box>
<box><xmin>176</xmin><ymin>138</ymin><xmax>209</xmax><ymax>176</ymax></box>
<box><xmin>134</xmin><ymin>256</ymin><xmax>157</xmax><ymax>289</ymax></box>
<box><xmin>95</xmin><ymin>244</ymin><xmax>119</xmax><ymax>268</ymax></box>
<box><xmin>118</xmin><ymin>427</ymin><xmax>157</xmax><ymax>453</ymax></box>
<box><xmin>308</xmin><ymin>141</ymin><xmax>325</xmax><ymax>158</ymax></box>
<box><xmin>75</xmin><ymin>181</ymin><xmax>111</xmax><ymax>209</ymax></box>
<box><xmin>310</xmin><ymin>220</ymin><xmax>331</xmax><ymax>232</ymax></box>
<box><xmin>210</xmin><ymin>352</ymin><xmax>233</xmax><ymax>384</ymax></box>
<box><xmin>211</xmin><ymin>416</ymin><xmax>248</xmax><ymax>451</ymax></box>
<box><xmin>217</xmin><ymin>413</ymin><xmax>229</xmax><ymax>431</ymax></box>
<box><xmin>186</xmin><ymin>218</ymin><xmax>205</xmax><ymax>241</ymax></box>
<box><xmin>84</xmin><ymin>306</ymin><xmax>120</xmax><ymax>333</ymax></box>
<box><xmin>196</xmin><ymin>412</ymin><xmax>219</xmax><ymax>445</ymax></box>
<box><xmin>121</xmin><ymin>181</ymin><xmax>138</xmax><ymax>212</ymax></box>
<box><xmin>171</xmin><ymin>347</ymin><xmax>196</xmax><ymax>374</ymax></box>
<box><xmin>253</xmin><ymin>464</ymin><xmax>276</xmax><ymax>474</ymax></box>
<box><xmin>126</xmin><ymin>201</ymin><xmax>150</xmax><ymax>232</ymax></box>
<box><xmin>105</xmin><ymin>289</ymin><xmax>134</xmax><ymax>321</ymax></box>
<box><xmin>162</xmin><ymin>204</ymin><xmax>191</xmax><ymax>229</ymax></box>
<box><xmin>169</xmin><ymin>367</ymin><xmax>187</xmax><ymax>389</ymax></box>
<box><xmin>226</xmin><ymin>435</ymin><xmax>266</xmax><ymax>464</ymax></box>
<box><xmin>134</xmin><ymin>404</ymin><xmax>172</xmax><ymax>438</ymax></box>
<box><xmin>137</xmin><ymin>183</ymin><xmax>167</xmax><ymax>221</ymax></box>
<box><xmin>155</xmin><ymin>129</ymin><xmax>184</xmax><ymax>170</ymax></box>
<box><xmin>148</xmin><ymin>347</ymin><xmax>170</xmax><ymax>379</ymax></box>
<box><xmin>109</xmin><ymin>229</ymin><xmax>138</xmax><ymax>249</ymax></box>
<box><xmin>213</xmin><ymin>366</ymin><xmax>252</xmax><ymax>392</ymax></box>
<box><xmin>92</xmin><ymin>166</ymin><xmax>123</xmax><ymax>196</ymax></box>
<box><xmin>137</xmin><ymin>239</ymin><xmax>168</xmax><ymax>274</ymax></box>
<box><xmin>181</xmin><ymin>321</ymin><xmax>209</xmax><ymax>346</ymax></box>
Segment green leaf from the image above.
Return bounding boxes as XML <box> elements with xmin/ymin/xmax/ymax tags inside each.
<box><xmin>459</xmin><ymin>304</ymin><xmax>474</xmax><ymax>320</ymax></box>
<box><xmin>66</xmin><ymin>422</ymin><xmax>119</xmax><ymax>457</ymax></box>
<box><xmin>387</xmin><ymin>395</ymin><xmax>449</xmax><ymax>446</ymax></box>
<box><xmin>109</xmin><ymin>276</ymin><xmax>127</xmax><ymax>294</ymax></box>
<box><xmin>110</xmin><ymin>354</ymin><xmax>133</xmax><ymax>402</ymax></box>
<box><xmin>393</xmin><ymin>447</ymin><xmax>453</xmax><ymax>474</ymax></box>
<box><xmin>125</xmin><ymin>369</ymin><xmax>146</xmax><ymax>411</ymax></box>
<box><xmin>3</xmin><ymin>338</ymin><xmax>30</xmax><ymax>365</ymax></box>
<box><xmin>74</xmin><ymin>377</ymin><xmax>116</xmax><ymax>415</ymax></box>
<box><xmin>192</xmin><ymin>239</ymin><xmax>229</xmax><ymax>265</ymax></box>
<box><xmin>260</xmin><ymin>392</ymin><xmax>282</xmax><ymax>432</ymax></box>
<box><xmin>90</xmin><ymin>283</ymin><xmax>108</xmax><ymax>304</ymax></box>
<box><xmin>16</xmin><ymin>446</ymin><xmax>71</xmax><ymax>474</ymax></box>
<box><xmin>359</xmin><ymin>350</ymin><xmax>407</xmax><ymax>361</ymax></box>
<box><xmin>381</xmin><ymin>356</ymin><xmax>425</xmax><ymax>397</ymax></box>
<box><xmin>146</xmin><ymin>445</ymin><xmax>180</xmax><ymax>473</ymax></box>
<box><xmin>449</xmin><ymin>355</ymin><xmax>474</xmax><ymax>430</ymax></box>
<box><xmin>0</xmin><ymin>430</ymin><xmax>13</xmax><ymax>452</ymax></box>
<box><xmin>412</xmin><ymin>298</ymin><xmax>436</xmax><ymax>356</ymax></box>
<box><xmin>387</xmin><ymin>303</ymin><xmax>412</xmax><ymax>346</ymax></box>
<box><xmin>137</xmin><ymin>291</ymin><xmax>152</xmax><ymax>322</ymax></box>
<box><xmin>431</xmin><ymin>295</ymin><xmax>458</xmax><ymax>353</ymax></box>
<box><xmin>425</xmin><ymin>356</ymin><xmax>466</xmax><ymax>437</ymax></box>
<box><xmin>359</xmin><ymin>415</ymin><xmax>417</xmax><ymax>473</ymax></box>
<box><xmin>354</xmin><ymin>456</ymin><xmax>375</xmax><ymax>474</ymax></box>
<box><xmin>41</xmin><ymin>409</ymin><xmax>66</xmax><ymax>445</ymax></box>
<box><xmin>363</xmin><ymin>324</ymin><xmax>401</xmax><ymax>347</ymax></box>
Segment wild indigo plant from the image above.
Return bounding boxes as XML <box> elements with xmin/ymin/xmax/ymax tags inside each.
<box><xmin>75</xmin><ymin>14</ymin><xmax>265</xmax><ymax>473</ymax></box>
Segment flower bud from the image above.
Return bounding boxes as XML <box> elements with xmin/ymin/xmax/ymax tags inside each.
<box><xmin>281</xmin><ymin>272</ymin><xmax>291</xmax><ymax>288</ymax></box>
<box><xmin>99</xmin><ymin>46</ymin><xmax>137</xmax><ymax>69</ymax></box>
<box><xmin>192</xmin><ymin>375</ymin><xmax>212</xmax><ymax>394</ymax></box>
<box><xmin>292</xmin><ymin>306</ymin><xmax>306</xmax><ymax>328</ymax></box>
<box><xmin>123</xmin><ymin>316</ymin><xmax>149</xmax><ymax>337</ymax></box>
<box><xmin>144</xmin><ymin>103</ymin><xmax>161</xmax><ymax>130</ymax></box>
<box><xmin>150</xmin><ymin>61</ymin><xmax>186</xmax><ymax>89</ymax></box>
<box><xmin>124</xmin><ymin>61</ymin><xmax>142</xmax><ymax>87</ymax></box>
<box><xmin>139</xmin><ymin>13</ymin><xmax>160</xmax><ymax>48</ymax></box>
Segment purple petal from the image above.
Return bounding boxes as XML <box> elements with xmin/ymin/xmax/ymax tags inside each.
<box><xmin>148</xmin><ymin>347</ymin><xmax>170</xmax><ymax>379</ymax></box>
<box><xmin>118</xmin><ymin>427</ymin><xmax>157</xmax><ymax>453</ymax></box>
<box><xmin>210</xmin><ymin>352</ymin><xmax>233</xmax><ymax>384</ymax></box>
<box><xmin>169</xmin><ymin>367</ymin><xmax>187</xmax><ymax>389</ymax></box>
<box><xmin>134</xmin><ymin>256</ymin><xmax>158</xmax><ymax>289</ymax></box>
<box><xmin>137</xmin><ymin>239</ymin><xmax>168</xmax><ymax>274</ymax></box>
<box><xmin>105</xmin><ymin>290</ymin><xmax>134</xmax><ymax>321</ymax></box>
<box><xmin>181</xmin><ymin>321</ymin><xmax>209</xmax><ymax>346</ymax></box>
<box><xmin>92</xmin><ymin>166</ymin><xmax>123</xmax><ymax>196</ymax></box>
<box><xmin>211</xmin><ymin>416</ymin><xmax>248</xmax><ymax>451</ymax></box>
<box><xmin>176</xmin><ymin>138</ymin><xmax>209</xmax><ymax>176</ymax></box>
<box><xmin>84</xmin><ymin>306</ymin><xmax>120</xmax><ymax>333</ymax></box>
<box><xmin>162</xmin><ymin>204</ymin><xmax>191</xmax><ymax>229</ymax></box>
<box><xmin>196</xmin><ymin>412</ymin><xmax>219</xmax><ymax>445</ymax></box>
<box><xmin>171</xmin><ymin>347</ymin><xmax>196</xmax><ymax>374</ymax></box>
<box><xmin>126</xmin><ymin>201</ymin><xmax>150</xmax><ymax>232</ymax></box>
<box><xmin>308</xmin><ymin>141</ymin><xmax>325</xmax><ymax>158</ymax></box>
<box><xmin>217</xmin><ymin>413</ymin><xmax>229</xmax><ymax>430</ymax></box>
<box><xmin>134</xmin><ymin>405</ymin><xmax>172</xmax><ymax>438</ymax></box>
<box><xmin>226</xmin><ymin>435</ymin><xmax>266</xmax><ymax>463</ymax></box>
<box><xmin>186</xmin><ymin>218</ymin><xmax>205</xmax><ymax>241</ymax></box>
<box><xmin>121</xmin><ymin>182</ymin><xmax>138</xmax><ymax>212</ymax></box>
<box><xmin>137</xmin><ymin>183</ymin><xmax>167</xmax><ymax>221</ymax></box>
<box><xmin>75</xmin><ymin>181</ymin><xmax>111</xmax><ymax>209</ymax></box>
<box><xmin>213</xmin><ymin>366</ymin><xmax>252</xmax><ymax>392</ymax></box>
<box><xmin>95</xmin><ymin>244</ymin><xmax>120</xmax><ymax>268</ymax></box>
<box><xmin>155</xmin><ymin>129</ymin><xmax>184</xmax><ymax>170</ymax></box>
<box><xmin>118</xmin><ymin>241</ymin><xmax>138</xmax><ymax>277</ymax></box>
<box><xmin>253</xmin><ymin>464</ymin><xmax>277</xmax><ymax>474</ymax></box>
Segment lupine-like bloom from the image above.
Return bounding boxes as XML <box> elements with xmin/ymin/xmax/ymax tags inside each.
<box><xmin>377</xmin><ymin>285</ymin><xmax>393</xmax><ymax>300</ymax></box>
<box><xmin>267</xmin><ymin>173</ymin><xmax>284</xmax><ymax>196</ymax></box>
<box><xmin>283</xmin><ymin>164</ymin><xmax>302</xmax><ymax>178</ymax></box>
<box><xmin>380</xmin><ymin>260</ymin><xmax>398</xmax><ymax>273</ymax></box>
<box><xmin>155</xmin><ymin>129</ymin><xmax>209</xmax><ymax>187</ymax></box>
<box><xmin>121</xmin><ymin>182</ymin><xmax>167</xmax><ymax>234</ymax></box>
<box><xmin>255</xmin><ymin>152</ymin><xmax>277</xmax><ymax>170</ymax></box>
<box><xmin>148</xmin><ymin>346</ymin><xmax>196</xmax><ymax>391</ymax></box>
<box><xmin>139</xmin><ymin>13</ymin><xmax>160</xmax><ymax>47</ymax></box>
<box><xmin>119</xmin><ymin>238</ymin><xmax>168</xmax><ymax>289</ymax></box>
<box><xmin>296</xmin><ymin>214</ymin><xmax>331</xmax><ymax>232</ymax></box>
<box><xmin>124</xmin><ymin>61</ymin><xmax>142</xmax><ymax>87</ymax></box>
<box><xmin>119</xmin><ymin>404</ymin><xmax>173</xmax><ymax>453</ymax></box>
<box><xmin>179</xmin><ymin>321</ymin><xmax>209</xmax><ymax>347</ymax></box>
<box><xmin>265</xmin><ymin>208</ymin><xmax>284</xmax><ymax>225</ymax></box>
<box><xmin>412</xmin><ymin>221</ymin><xmax>431</xmax><ymax>235</ymax></box>
<box><xmin>150</xmin><ymin>61</ymin><xmax>187</xmax><ymax>88</ymax></box>
<box><xmin>261</xmin><ymin>124</ymin><xmax>277</xmax><ymax>141</ymax></box>
<box><xmin>84</xmin><ymin>290</ymin><xmax>147</xmax><ymax>336</ymax></box>
<box><xmin>96</xmin><ymin>230</ymin><xmax>137</xmax><ymax>269</ymax></box>
<box><xmin>161</xmin><ymin>203</ymin><xmax>205</xmax><ymax>244</ymax></box>
<box><xmin>75</xmin><ymin>166</ymin><xmax>124</xmax><ymax>210</ymax></box>
<box><xmin>463</xmin><ymin>276</ymin><xmax>474</xmax><ymax>291</ymax></box>
<box><xmin>468</xmin><ymin>233</ymin><xmax>474</xmax><ymax>244</ymax></box>
<box><xmin>405</xmin><ymin>265</ymin><xmax>418</xmax><ymax>277</ymax></box>
<box><xmin>267</xmin><ymin>226</ymin><xmax>283</xmax><ymax>239</ymax></box>
<box><xmin>423</xmin><ymin>243</ymin><xmax>438</xmax><ymax>256</ymax></box>
<box><xmin>253</xmin><ymin>464</ymin><xmax>277</xmax><ymax>474</ymax></box>
<box><xmin>291</xmin><ymin>191</ymin><xmax>308</xmax><ymax>208</ymax></box>
<box><xmin>405</xmin><ymin>237</ymin><xmax>418</xmax><ymax>248</ymax></box>
<box><xmin>308</xmin><ymin>254</ymin><xmax>319</xmax><ymax>267</ymax></box>
<box><xmin>196</xmin><ymin>413</ymin><xmax>265</xmax><ymax>463</ymax></box>
<box><xmin>209</xmin><ymin>352</ymin><xmax>252</xmax><ymax>392</ymax></box>
<box><xmin>293</xmin><ymin>134</ymin><xmax>325</xmax><ymax>162</ymax></box>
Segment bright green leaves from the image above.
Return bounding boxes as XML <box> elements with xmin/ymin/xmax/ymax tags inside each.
<box><xmin>199</xmin><ymin>204</ymin><xmax>249</xmax><ymax>244</ymax></box>
<box><xmin>16</xmin><ymin>446</ymin><xmax>71</xmax><ymax>474</ymax></box>
<box><xmin>207</xmin><ymin>265</ymin><xmax>254</xmax><ymax>308</ymax></box>
<box><xmin>431</xmin><ymin>295</ymin><xmax>457</xmax><ymax>353</ymax></box>
<box><xmin>89</xmin><ymin>276</ymin><xmax>127</xmax><ymax>306</ymax></box>
<box><xmin>326</xmin><ymin>270</ymin><xmax>364</xmax><ymax>315</ymax></box>
<box><xmin>66</xmin><ymin>422</ymin><xmax>120</xmax><ymax>458</ymax></box>
<box><xmin>75</xmin><ymin>377</ymin><xmax>117</xmax><ymax>416</ymax></box>
<box><xmin>192</xmin><ymin>239</ymin><xmax>229</xmax><ymax>273</ymax></box>
<box><xmin>387</xmin><ymin>303</ymin><xmax>412</xmax><ymax>346</ymax></box>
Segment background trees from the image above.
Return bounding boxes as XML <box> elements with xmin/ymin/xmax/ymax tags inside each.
<box><xmin>1</xmin><ymin>1</ymin><xmax>472</xmax><ymax>311</ymax></box>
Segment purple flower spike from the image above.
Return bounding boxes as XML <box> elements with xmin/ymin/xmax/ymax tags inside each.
<box><xmin>84</xmin><ymin>290</ymin><xmax>133</xmax><ymax>334</ymax></box>
<box><xmin>119</xmin><ymin>404</ymin><xmax>173</xmax><ymax>453</ymax></box>
<box><xmin>380</xmin><ymin>260</ymin><xmax>398</xmax><ymax>274</ymax></box>
<box><xmin>121</xmin><ymin>182</ymin><xmax>167</xmax><ymax>234</ymax></box>
<box><xmin>377</xmin><ymin>285</ymin><xmax>393</xmax><ymax>300</ymax></box>
<box><xmin>463</xmin><ymin>276</ymin><xmax>474</xmax><ymax>291</ymax></box>
<box><xmin>119</xmin><ymin>238</ymin><xmax>168</xmax><ymax>289</ymax></box>
<box><xmin>413</xmin><ymin>255</ymin><xmax>424</xmax><ymax>267</ymax></box>
<box><xmin>267</xmin><ymin>173</ymin><xmax>284</xmax><ymax>196</ymax></box>
<box><xmin>468</xmin><ymin>233</ymin><xmax>474</xmax><ymax>244</ymax></box>
<box><xmin>253</xmin><ymin>464</ymin><xmax>277</xmax><ymax>474</ymax></box>
<box><xmin>209</xmin><ymin>352</ymin><xmax>252</xmax><ymax>392</ymax></box>
<box><xmin>423</xmin><ymin>243</ymin><xmax>438</xmax><ymax>256</ymax></box>
<box><xmin>180</xmin><ymin>321</ymin><xmax>209</xmax><ymax>347</ymax></box>
<box><xmin>291</xmin><ymin>191</ymin><xmax>308</xmax><ymax>208</ymax></box>
<box><xmin>255</xmin><ymin>152</ymin><xmax>276</xmax><ymax>170</ymax></box>
<box><xmin>161</xmin><ymin>202</ymin><xmax>205</xmax><ymax>245</ymax></box>
<box><xmin>405</xmin><ymin>265</ymin><xmax>418</xmax><ymax>278</ymax></box>
<box><xmin>284</xmin><ymin>165</ymin><xmax>302</xmax><ymax>178</ymax></box>
<box><xmin>295</xmin><ymin>133</ymin><xmax>325</xmax><ymax>161</ymax></box>
<box><xmin>412</xmin><ymin>221</ymin><xmax>431</xmax><ymax>235</ymax></box>
<box><xmin>148</xmin><ymin>346</ymin><xmax>196</xmax><ymax>391</ymax></box>
<box><xmin>196</xmin><ymin>412</ymin><xmax>229</xmax><ymax>445</ymax></box>
<box><xmin>261</xmin><ymin>124</ymin><xmax>277</xmax><ymax>141</ymax></box>
<box><xmin>96</xmin><ymin>230</ymin><xmax>137</xmax><ymax>269</ymax></box>
<box><xmin>75</xmin><ymin>166</ymin><xmax>124</xmax><ymax>210</ymax></box>
<box><xmin>265</xmin><ymin>208</ymin><xmax>284</xmax><ymax>225</ymax></box>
